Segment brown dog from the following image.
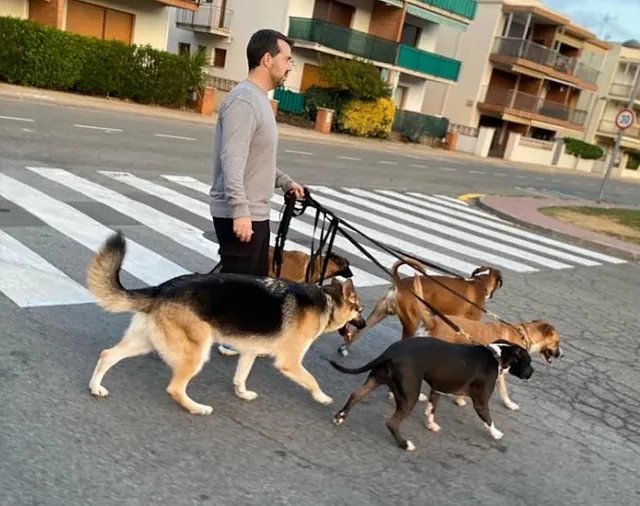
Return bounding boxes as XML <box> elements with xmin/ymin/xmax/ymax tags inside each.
<box><xmin>338</xmin><ymin>257</ymin><xmax>503</xmax><ymax>356</ymax></box>
<box><xmin>423</xmin><ymin>314</ymin><xmax>562</xmax><ymax>410</ymax></box>
<box><xmin>210</xmin><ymin>246</ymin><xmax>353</xmax><ymax>284</ymax></box>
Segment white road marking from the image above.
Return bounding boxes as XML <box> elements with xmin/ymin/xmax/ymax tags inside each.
<box><xmin>308</xmin><ymin>185</ymin><xmax>539</xmax><ymax>273</ymax></box>
<box><xmin>348</xmin><ymin>188</ymin><xmax>601</xmax><ymax>267</ymax></box>
<box><xmin>431</xmin><ymin>194</ymin><xmax>469</xmax><ymax>206</ymax></box>
<box><xmin>440</xmin><ymin>167</ymin><xmax>456</xmax><ymax>171</ymax></box>
<box><xmin>399</xmin><ymin>192</ymin><xmax>508</xmax><ymax>223</ymax></box>
<box><xmin>379</xmin><ymin>160</ymin><xmax>398</xmax><ymax>165</ymax></box>
<box><xmin>285</xmin><ymin>149</ymin><xmax>313</xmax><ymax>155</ymax></box>
<box><xmin>73</xmin><ymin>124</ymin><xmax>122</xmax><ymax>133</ymax></box>
<box><xmin>0</xmin><ymin>173</ymin><xmax>190</xmax><ymax>295</ymax></box>
<box><xmin>154</xmin><ymin>133</ymin><xmax>197</xmax><ymax>141</ymax></box>
<box><xmin>411</xmin><ymin>164</ymin><xmax>427</xmax><ymax>168</ymax></box>
<box><xmin>156</xmin><ymin>174</ymin><xmax>387</xmax><ymax>286</ymax></box>
<box><xmin>0</xmin><ymin>229</ymin><xmax>94</xmax><ymax>308</ymax></box>
<box><xmin>469</xmin><ymin>170</ymin><xmax>486</xmax><ymax>174</ymax></box>
<box><xmin>493</xmin><ymin>173</ymin><xmax>507</xmax><ymax>177</ymax></box>
<box><xmin>0</xmin><ymin>115</ymin><xmax>34</xmax><ymax>122</ymax></box>
<box><xmin>338</xmin><ymin>156</ymin><xmax>362</xmax><ymax>161</ymax></box>
<box><xmin>517</xmin><ymin>175</ymin><xmax>527</xmax><ymax>179</ymax></box>
<box><xmin>27</xmin><ymin>167</ymin><xmax>219</xmax><ymax>263</ymax></box>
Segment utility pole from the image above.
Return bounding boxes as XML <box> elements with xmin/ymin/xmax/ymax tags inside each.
<box><xmin>596</xmin><ymin>65</ymin><xmax>640</xmax><ymax>203</ymax></box>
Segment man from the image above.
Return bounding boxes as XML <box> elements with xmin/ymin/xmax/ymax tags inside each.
<box><xmin>209</xmin><ymin>29</ymin><xmax>305</xmax><ymax>357</ymax></box>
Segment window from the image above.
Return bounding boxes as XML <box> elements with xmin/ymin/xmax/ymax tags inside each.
<box><xmin>66</xmin><ymin>0</ymin><xmax>133</xmax><ymax>45</ymax></box>
<box><xmin>179</xmin><ymin>43</ymin><xmax>190</xmax><ymax>56</ymax></box>
<box><xmin>213</xmin><ymin>48</ymin><xmax>227</xmax><ymax>68</ymax></box>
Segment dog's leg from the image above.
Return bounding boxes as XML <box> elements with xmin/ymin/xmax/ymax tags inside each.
<box><xmin>274</xmin><ymin>355</ymin><xmax>333</xmax><ymax>405</ymax></box>
<box><xmin>454</xmin><ymin>395</ymin><xmax>467</xmax><ymax>407</ymax></box>
<box><xmin>338</xmin><ymin>296</ymin><xmax>391</xmax><ymax>356</ymax></box>
<box><xmin>386</xmin><ymin>374</ymin><xmax>421</xmax><ymax>451</ymax></box>
<box><xmin>165</xmin><ymin>346</ymin><xmax>213</xmax><ymax>415</ymax></box>
<box><xmin>333</xmin><ymin>373</ymin><xmax>381</xmax><ymax>426</ymax></box>
<box><xmin>424</xmin><ymin>390</ymin><xmax>442</xmax><ymax>433</ymax></box>
<box><xmin>233</xmin><ymin>352</ymin><xmax>259</xmax><ymax>401</ymax></box>
<box><xmin>496</xmin><ymin>371</ymin><xmax>519</xmax><ymax>411</ymax></box>
<box><xmin>89</xmin><ymin>314</ymin><xmax>154</xmax><ymax>398</ymax></box>
<box><xmin>470</xmin><ymin>385</ymin><xmax>503</xmax><ymax>440</ymax></box>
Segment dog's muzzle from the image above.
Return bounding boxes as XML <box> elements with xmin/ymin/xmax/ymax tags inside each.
<box><xmin>338</xmin><ymin>315</ymin><xmax>366</xmax><ymax>343</ymax></box>
<box><xmin>543</xmin><ymin>346</ymin><xmax>562</xmax><ymax>364</ymax></box>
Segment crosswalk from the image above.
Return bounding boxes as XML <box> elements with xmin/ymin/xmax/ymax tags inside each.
<box><xmin>0</xmin><ymin>167</ymin><xmax>627</xmax><ymax>308</ymax></box>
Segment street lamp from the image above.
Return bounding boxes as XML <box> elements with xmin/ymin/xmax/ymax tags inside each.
<box><xmin>597</xmin><ymin>39</ymin><xmax>640</xmax><ymax>203</ymax></box>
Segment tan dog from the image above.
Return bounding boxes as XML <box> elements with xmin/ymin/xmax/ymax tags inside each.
<box><xmin>338</xmin><ymin>257</ymin><xmax>503</xmax><ymax>356</ymax></box>
<box><xmin>210</xmin><ymin>246</ymin><xmax>353</xmax><ymax>284</ymax></box>
<box><xmin>423</xmin><ymin>314</ymin><xmax>562</xmax><ymax>410</ymax></box>
<box><xmin>86</xmin><ymin>231</ymin><xmax>366</xmax><ymax>415</ymax></box>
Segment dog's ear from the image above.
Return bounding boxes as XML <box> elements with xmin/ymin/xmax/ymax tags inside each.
<box><xmin>536</xmin><ymin>321</ymin><xmax>556</xmax><ymax>337</ymax></box>
<box><xmin>341</xmin><ymin>278</ymin><xmax>354</xmax><ymax>298</ymax></box>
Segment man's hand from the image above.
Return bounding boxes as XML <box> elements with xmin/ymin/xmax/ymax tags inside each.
<box><xmin>288</xmin><ymin>182</ymin><xmax>305</xmax><ymax>200</ymax></box>
<box><xmin>233</xmin><ymin>216</ymin><xmax>253</xmax><ymax>242</ymax></box>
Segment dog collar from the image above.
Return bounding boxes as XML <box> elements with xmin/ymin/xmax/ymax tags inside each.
<box><xmin>486</xmin><ymin>343</ymin><xmax>503</xmax><ymax>374</ymax></box>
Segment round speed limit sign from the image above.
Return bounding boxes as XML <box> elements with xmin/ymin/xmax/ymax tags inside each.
<box><xmin>615</xmin><ymin>108</ymin><xmax>636</xmax><ymax>130</ymax></box>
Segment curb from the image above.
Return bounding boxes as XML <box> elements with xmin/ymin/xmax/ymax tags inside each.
<box><xmin>475</xmin><ymin>197</ymin><xmax>640</xmax><ymax>262</ymax></box>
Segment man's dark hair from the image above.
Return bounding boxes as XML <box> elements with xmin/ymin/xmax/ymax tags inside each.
<box><xmin>246</xmin><ymin>29</ymin><xmax>294</xmax><ymax>70</ymax></box>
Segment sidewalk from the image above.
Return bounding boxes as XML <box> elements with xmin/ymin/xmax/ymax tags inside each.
<box><xmin>0</xmin><ymin>83</ymin><xmax>596</xmax><ymax>174</ymax></box>
<box><xmin>478</xmin><ymin>196</ymin><xmax>640</xmax><ymax>261</ymax></box>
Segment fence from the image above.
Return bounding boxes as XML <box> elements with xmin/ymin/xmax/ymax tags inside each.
<box><xmin>392</xmin><ymin>110</ymin><xmax>450</xmax><ymax>140</ymax></box>
<box><xmin>273</xmin><ymin>88</ymin><xmax>305</xmax><ymax>114</ymax></box>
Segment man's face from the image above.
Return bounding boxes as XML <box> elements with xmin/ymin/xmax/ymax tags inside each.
<box><xmin>268</xmin><ymin>39</ymin><xmax>293</xmax><ymax>87</ymax></box>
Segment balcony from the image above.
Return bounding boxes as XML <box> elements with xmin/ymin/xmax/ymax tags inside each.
<box><xmin>598</xmin><ymin>119</ymin><xmax>640</xmax><ymax>140</ymax></box>
<box><xmin>415</xmin><ymin>0</ymin><xmax>478</xmax><ymax>21</ymax></box>
<box><xmin>609</xmin><ymin>82</ymin><xmax>640</xmax><ymax>102</ymax></box>
<box><xmin>491</xmin><ymin>37</ymin><xmax>600</xmax><ymax>86</ymax></box>
<box><xmin>176</xmin><ymin>3</ymin><xmax>232</xmax><ymax>35</ymax></box>
<box><xmin>287</xmin><ymin>17</ymin><xmax>461</xmax><ymax>82</ymax></box>
<box><xmin>155</xmin><ymin>0</ymin><xmax>198</xmax><ymax>10</ymax></box>
<box><xmin>479</xmin><ymin>86</ymin><xmax>589</xmax><ymax>127</ymax></box>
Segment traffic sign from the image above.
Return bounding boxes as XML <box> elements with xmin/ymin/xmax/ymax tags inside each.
<box><xmin>614</xmin><ymin>108</ymin><xmax>636</xmax><ymax>130</ymax></box>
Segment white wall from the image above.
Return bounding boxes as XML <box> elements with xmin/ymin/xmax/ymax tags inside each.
<box><xmin>0</xmin><ymin>0</ymin><xmax>28</xmax><ymax>18</ymax></box>
<box><xmin>167</xmin><ymin>0</ymin><xmax>290</xmax><ymax>83</ymax></box>
<box><xmin>421</xmin><ymin>1</ymin><xmax>503</xmax><ymax>126</ymax></box>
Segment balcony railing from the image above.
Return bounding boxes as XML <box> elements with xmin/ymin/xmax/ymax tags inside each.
<box><xmin>609</xmin><ymin>82</ymin><xmax>640</xmax><ymax>101</ymax></box>
<box><xmin>288</xmin><ymin>17</ymin><xmax>461</xmax><ymax>81</ymax></box>
<box><xmin>481</xmin><ymin>86</ymin><xmax>589</xmax><ymax>126</ymax></box>
<box><xmin>415</xmin><ymin>0</ymin><xmax>478</xmax><ymax>20</ymax></box>
<box><xmin>177</xmin><ymin>4</ymin><xmax>232</xmax><ymax>33</ymax></box>
<box><xmin>598</xmin><ymin>119</ymin><xmax>640</xmax><ymax>139</ymax></box>
<box><xmin>396</xmin><ymin>44</ymin><xmax>460</xmax><ymax>81</ymax></box>
<box><xmin>288</xmin><ymin>17</ymin><xmax>397</xmax><ymax>64</ymax></box>
<box><xmin>492</xmin><ymin>37</ymin><xmax>600</xmax><ymax>85</ymax></box>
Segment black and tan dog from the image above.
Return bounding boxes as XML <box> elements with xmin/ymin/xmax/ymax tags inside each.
<box><xmin>330</xmin><ymin>337</ymin><xmax>534</xmax><ymax>451</ymax></box>
<box><xmin>337</xmin><ymin>257</ymin><xmax>503</xmax><ymax>356</ymax></box>
<box><xmin>423</xmin><ymin>314</ymin><xmax>562</xmax><ymax>410</ymax></box>
<box><xmin>210</xmin><ymin>246</ymin><xmax>353</xmax><ymax>284</ymax></box>
<box><xmin>86</xmin><ymin>231</ymin><xmax>366</xmax><ymax>415</ymax></box>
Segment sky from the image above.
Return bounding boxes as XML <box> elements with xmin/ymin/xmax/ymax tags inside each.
<box><xmin>543</xmin><ymin>0</ymin><xmax>640</xmax><ymax>42</ymax></box>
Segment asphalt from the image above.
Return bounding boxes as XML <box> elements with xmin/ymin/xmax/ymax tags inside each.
<box><xmin>1</xmin><ymin>88</ymin><xmax>640</xmax><ymax>506</ymax></box>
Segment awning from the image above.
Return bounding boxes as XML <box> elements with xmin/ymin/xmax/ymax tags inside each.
<box><xmin>406</xmin><ymin>4</ymin><xmax>468</xmax><ymax>32</ymax></box>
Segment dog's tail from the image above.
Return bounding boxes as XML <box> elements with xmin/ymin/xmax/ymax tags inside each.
<box><xmin>391</xmin><ymin>256</ymin><xmax>428</xmax><ymax>285</ymax></box>
<box><xmin>328</xmin><ymin>355</ymin><xmax>389</xmax><ymax>375</ymax></box>
<box><xmin>86</xmin><ymin>231</ymin><xmax>155</xmax><ymax>313</ymax></box>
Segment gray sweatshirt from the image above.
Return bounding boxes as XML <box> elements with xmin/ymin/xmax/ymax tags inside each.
<box><xmin>209</xmin><ymin>79</ymin><xmax>294</xmax><ymax>221</ymax></box>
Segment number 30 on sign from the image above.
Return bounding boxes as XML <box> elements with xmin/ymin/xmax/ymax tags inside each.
<box><xmin>615</xmin><ymin>108</ymin><xmax>637</xmax><ymax>130</ymax></box>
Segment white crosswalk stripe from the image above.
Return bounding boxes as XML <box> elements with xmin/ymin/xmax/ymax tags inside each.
<box><xmin>0</xmin><ymin>168</ymin><xmax>627</xmax><ymax>309</ymax></box>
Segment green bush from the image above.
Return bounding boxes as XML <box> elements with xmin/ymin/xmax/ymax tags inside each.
<box><xmin>0</xmin><ymin>16</ymin><xmax>206</xmax><ymax>108</ymax></box>
<box><xmin>563</xmin><ymin>137</ymin><xmax>604</xmax><ymax>160</ymax></box>
<box><xmin>318</xmin><ymin>56</ymin><xmax>392</xmax><ymax>101</ymax></box>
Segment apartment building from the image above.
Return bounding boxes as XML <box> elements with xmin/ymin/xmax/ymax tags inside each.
<box><xmin>582</xmin><ymin>39</ymin><xmax>640</xmax><ymax>178</ymax></box>
<box><xmin>421</xmin><ymin>0</ymin><xmax>612</xmax><ymax>157</ymax></box>
<box><xmin>1</xmin><ymin>0</ymin><xmax>197</xmax><ymax>50</ymax></box>
<box><xmin>168</xmin><ymin>0</ymin><xmax>478</xmax><ymax>112</ymax></box>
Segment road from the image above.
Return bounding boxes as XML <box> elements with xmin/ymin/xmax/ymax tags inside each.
<box><xmin>1</xmin><ymin>97</ymin><xmax>640</xmax><ymax>505</ymax></box>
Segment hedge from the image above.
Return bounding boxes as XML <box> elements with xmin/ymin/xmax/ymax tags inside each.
<box><xmin>0</xmin><ymin>16</ymin><xmax>205</xmax><ymax>108</ymax></box>
<box><xmin>563</xmin><ymin>137</ymin><xmax>604</xmax><ymax>160</ymax></box>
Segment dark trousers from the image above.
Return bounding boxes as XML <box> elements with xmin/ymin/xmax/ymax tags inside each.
<box><xmin>212</xmin><ymin>218</ymin><xmax>271</xmax><ymax>277</ymax></box>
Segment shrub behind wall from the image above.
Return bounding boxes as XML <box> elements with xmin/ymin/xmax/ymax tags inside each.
<box><xmin>0</xmin><ymin>16</ymin><xmax>206</xmax><ymax>108</ymax></box>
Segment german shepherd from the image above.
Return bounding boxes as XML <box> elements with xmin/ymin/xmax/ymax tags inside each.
<box><xmin>86</xmin><ymin>231</ymin><xmax>367</xmax><ymax>415</ymax></box>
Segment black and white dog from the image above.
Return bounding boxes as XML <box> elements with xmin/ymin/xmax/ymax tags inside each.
<box><xmin>329</xmin><ymin>336</ymin><xmax>534</xmax><ymax>451</ymax></box>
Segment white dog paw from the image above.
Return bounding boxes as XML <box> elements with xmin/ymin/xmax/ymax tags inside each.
<box><xmin>313</xmin><ymin>391</ymin><xmax>334</xmax><ymax>405</ymax></box>
<box><xmin>405</xmin><ymin>440</ymin><xmax>416</xmax><ymax>451</ymax></box>
<box><xmin>236</xmin><ymin>389</ymin><xmax>258</xmax><ymax>401</ymax></box>
<box><xmin>455</xmin><ymin>397</ymin><xmax>467</xmax><ymax>407</ymax></box>
<box><xmin>426</xmin><ymin>422</ymin><xmax>441</xmax><ymax>433</ymax></box>
<box><xmin>418</xmin><ymin>393</ymin><xmax>428</xmax><ymax>402</ymax></box>
<box><xmin>90</xmin><ymin>385</ymin><xmax>109</xmax><ymax>397</ymax></box>
<box><xmin>505</xmin><ymin>401</ymin><xmax>520</xmax><ymax>411</ymax></box>
<box><xmin>190</xmin><ymin>403</ymin><xmax>214</xmax><ymax>416</ymax></box>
